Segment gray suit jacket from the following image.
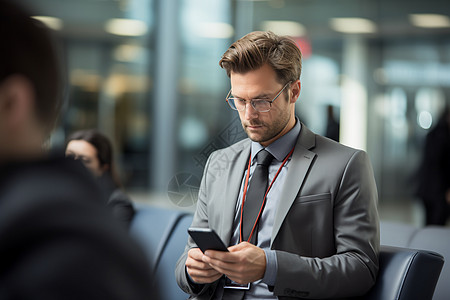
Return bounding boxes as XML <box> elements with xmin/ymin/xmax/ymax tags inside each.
<box><xmin>176</xmin><ymin>124</ymin><xmax>379</xmax><ymax>299</ymax></box>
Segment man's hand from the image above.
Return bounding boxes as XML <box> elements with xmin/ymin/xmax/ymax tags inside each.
<box><xmin>186</xmin><ymin>248</ymin><xmax>222</xmax><ymax>284</ymax></box>
<box><xmin>202</xmin><ymin>242</ymin><xmax>266</xmax><ymax>285</ymax></box>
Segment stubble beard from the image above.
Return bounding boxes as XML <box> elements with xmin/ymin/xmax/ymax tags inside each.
<box><xmin>242</xmin><ymin>111</ymin><xmax>291</xmax><ymax>145</ymax></box>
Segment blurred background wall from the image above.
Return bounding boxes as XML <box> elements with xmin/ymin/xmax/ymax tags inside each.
<box><xmin>17</xmin><ymin>0</ymin><xmax>450</xmax><ymax>225</ymax></box>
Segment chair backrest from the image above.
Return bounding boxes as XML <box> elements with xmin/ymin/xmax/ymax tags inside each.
<box><xmin>129</xmin><ymin>204</ymin><xmax>187</xmax><ymax>269</ymax></box>
<box><xmin>153</xmin><ymin>213</ymin><xmax>193</xmax><ymax>300</ymax></box>
<box><xmin>360</xmin><ymin>245</ymin><xmax>444</xmax><ymax>300</ymax></box>
<box><xmin>408</xmin><ymin>227</ymin><xmax>450</xmax><ymax>300</ymax></box>
<box><xmin>380</xmin><ymin>221</ymin><xmax>450</xmax><ymax>300</ymax></box>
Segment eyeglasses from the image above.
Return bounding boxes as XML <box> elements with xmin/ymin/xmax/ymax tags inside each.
<box><xmin>226</xmin><ymin>81</ymin><xmax>292</xmax><ymax>113</ymax></box>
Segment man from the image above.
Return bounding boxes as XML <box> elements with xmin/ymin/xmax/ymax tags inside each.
<box><xmin>0</xmin><ymin>1</ymin><xmax>155</xmax><ymax>298</ymax></box>
<box><xmin>176</xmin><ymin>31</ymin><xmax>379</xmax><ymax>299</ymax></box>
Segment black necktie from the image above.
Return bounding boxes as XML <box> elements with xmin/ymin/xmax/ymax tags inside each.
<box><xmin>241</xmin><ymin>149</ymin><xmax>274</xmax><ymax>244</ymax></box>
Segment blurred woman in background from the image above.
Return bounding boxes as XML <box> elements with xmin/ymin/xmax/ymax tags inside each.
<box><xmin>66</xmin><ymin>129</ymin><xmax>135</xmax><ymax>228</ymax></box>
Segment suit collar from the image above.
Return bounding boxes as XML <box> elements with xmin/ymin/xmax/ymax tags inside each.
<box><xmin>296</xmin><ymin>121</ymin><xmax>316</xmax><ymax>150</ymax></box>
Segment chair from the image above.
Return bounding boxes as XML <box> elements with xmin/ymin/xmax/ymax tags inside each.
<box><xmin>380</xmin><ymin>221</ymin><xmax>450</xmax><ymax>300</ymax></box>
<box><xmin>153</xmin><ymin>213</ymin><xmax>193</xmax><ymax>300</ymax></box>
<box><xmin>360</xmin><ymin>245</ymin><xmax>444</xmax><ymax>300</ymax></box>
<box><xmin>129</xmin><ymin>204</ymin><xmax>188</xmax><ymax>269</ymax></box>
<box><xmin>408</xmin><ymin>227</ymin><xmax>450</xmax><ymax>300</ymax></box>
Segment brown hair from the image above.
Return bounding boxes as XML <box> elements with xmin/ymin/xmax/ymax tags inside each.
<box><xmin>219</xmin><ymin>31</ymin><xmax>302</xmax><ymax>84</ymax></box>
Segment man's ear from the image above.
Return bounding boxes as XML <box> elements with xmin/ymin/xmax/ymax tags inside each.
<box><xmin>0</xmin><ymin>75</ymin><xmax>35</xmax><ymax>130</ymax></box>
<box><xmin>290</xmin><ymin>80</ymin><xmax>301</xmax><ymax>104</ymax></box>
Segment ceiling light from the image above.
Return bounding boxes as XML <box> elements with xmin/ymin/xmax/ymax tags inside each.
<box><xmin>417</xmin><ymin>111</ymin><xmax>433</xmax><ymax>129</ymax></box>
<box><xmin>409</xmin><ymin>14</ymin><xmax>450</xmax><ymax>28</ymax></box>
<box><xmin>196</xmin><ymin>22</ymin><xmax>234</xmax><ymax>39</ymax></box>
<box><xmin>330</xmin><ymin>18</ymin><xmax>377</xmax><ymax>34</ymax></box>
<box><xmin>261</xmin><ymin>21</ymin><xmax>306</xmax><ymax>37</ymax></box>
<box><xmin>105</xmin><ymin>18</ymin><xmax>148</xmax><ymax>36</ymax></box>
<box><xmin>32</xmin><ymin>16</ymin><xmax>63</xmax><ymax>30</ymax></box>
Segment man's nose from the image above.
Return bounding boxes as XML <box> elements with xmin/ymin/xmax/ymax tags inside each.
<box><xmin>244</xmin><ymin>102</ymin><xmax>258</xmax><ymax>119</ymax></box>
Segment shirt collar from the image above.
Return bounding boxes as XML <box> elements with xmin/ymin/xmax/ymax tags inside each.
<box><xmin>251</xmin><ymin>117</ymin><xmax>301</xmax><ymax>162</ymax></box>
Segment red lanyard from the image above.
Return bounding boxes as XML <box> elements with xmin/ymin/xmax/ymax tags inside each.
<box><xmin>239</xmin><ymin>146</ymin><xmax>295</xmax><ymax>243</ymax></box>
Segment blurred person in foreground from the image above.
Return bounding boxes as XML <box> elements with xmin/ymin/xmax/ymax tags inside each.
<box><xmin>66</xmin><ymin>129</ymin><xmax>135</xmax><ymax>228</ymax></box>
<box><xmin>416</xmin><ymin>107</ymin><xmax>450</xmax><ymax>225</ymax></box>
<box><xmin>176</xmin><ymin>31</ymin><xmax>379</xmax><ymax>299</ymax></box>
<box><xmin>0</xmin><ymin>1</ymin><xmax>155</xmax><ymax>298</ymax></box>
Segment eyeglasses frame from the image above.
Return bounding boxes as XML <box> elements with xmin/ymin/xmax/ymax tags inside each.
<box><xmin>226</xmin><ymin>81</ymin><xmax>292</xmax><ymax>113</ymax></box>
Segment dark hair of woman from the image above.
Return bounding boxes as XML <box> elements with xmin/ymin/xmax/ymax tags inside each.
<box><xmin>66</xmin><ymin>129</ymin><xmax>122</xmax><ymax>187</ymax></box>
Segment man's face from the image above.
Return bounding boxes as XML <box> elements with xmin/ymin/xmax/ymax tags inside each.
<box><xmin>66</xmin><ymin>140</ymin><xmax>104</xmax><ymax>177</ymax></box>
<box><xmin>230</xmin><ymin>64</ymin><xmax>297</xmax><ymax>146</ymax></box>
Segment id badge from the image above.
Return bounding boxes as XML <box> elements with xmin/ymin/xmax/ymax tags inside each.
<box><xmin>223</xmin><ymin>276</ymin><xmax>250</xmax><ymax>290</ymax></box>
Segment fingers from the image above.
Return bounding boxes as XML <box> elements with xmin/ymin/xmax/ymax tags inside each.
<box><xmin>228</xmin><ymin>241</ymin><xmax>252</xmax><ymax>252</ymax></box>
<box><xmin>186</xmin><ymin>243</ymin><xmax>266</xmax><ymax>286</ymax></box>
<box><xmin>186</xmin><ymin>248</ymin><xmax>222</xmax><ymax>284</ymax></box>
<box><xmin>202</xmin><ymin>243</ymin><xmax>266</xmax><ymax>285</ymax></box>
<box><xmin>203</xmin><ymin>242</ymin><xmax>253</xmax><ymax>263</ymax></box>
<box><xmin>186</xmin><ymin>265</ymin><xmax>222</xmax><ymax>284</ymax></box>
<box><xmin>188</xmin><ymin>247</ymin><xmax>204</xmax><ymax>260</ymax></box>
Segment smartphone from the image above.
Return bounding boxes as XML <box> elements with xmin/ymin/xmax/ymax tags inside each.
<box><xmin>188</xmin><ymin>227</ymin><xmax>229</xmax><ymax>252</ymax></box>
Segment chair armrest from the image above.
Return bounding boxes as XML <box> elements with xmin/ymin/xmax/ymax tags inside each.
<box><xmin>362</xmin><ymin>245</ymin><xmax>444</xmax><ymax>300</ymax></box>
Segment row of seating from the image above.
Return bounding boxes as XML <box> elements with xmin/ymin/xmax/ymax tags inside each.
<box><xmin>130</xmin><ymin>204</ymin><xmax>192</xmax><ymax>300</ymax></box>
<box><xmin>130</xmin><ymin>204</ymin><xmax>447</xmax><ymax>300</ymax></box>
<box><xmin>380</xmin><ymin>221</ymin><xmax>450</xmax><ymax>300</ymax></box>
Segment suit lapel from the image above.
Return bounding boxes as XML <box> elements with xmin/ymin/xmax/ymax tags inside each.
<box><xmin>271</xmin><ymin>124</ymin><xmax>317</xmax><ymax>245</ymax></box>
<box><xmin>218</xmin><ymin>140</ymin><xmax>251</xmax><ymax>242</ymax></box>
